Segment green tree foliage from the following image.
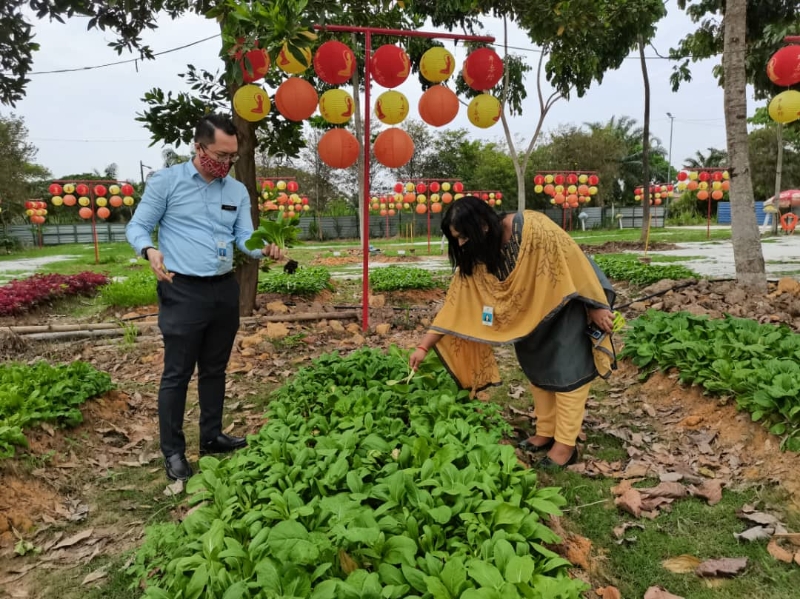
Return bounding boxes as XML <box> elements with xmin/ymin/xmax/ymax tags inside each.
<box><xmin>0</xmin><ymin>114</ymin><xmax>50</xmax><ymax>221</ymax></box>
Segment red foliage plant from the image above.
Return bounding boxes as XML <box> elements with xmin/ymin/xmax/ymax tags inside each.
<box><xmin>0</xmin><ymin>272</ymin><xmax>109</xmax><ymax>316</ymax></box>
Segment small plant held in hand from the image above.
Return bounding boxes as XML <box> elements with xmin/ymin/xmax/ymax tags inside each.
<box><xmin>246</xmin><ymin>211</ymin><xmax>301</xmax><ymax>252</ymax></box>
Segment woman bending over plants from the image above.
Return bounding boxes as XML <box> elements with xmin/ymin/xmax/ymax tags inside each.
<box><xmin>410</xmin><ymin>196</ymin><xmax>617</xmax><ymax>468</ymax></box>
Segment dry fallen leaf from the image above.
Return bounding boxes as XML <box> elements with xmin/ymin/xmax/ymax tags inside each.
<box><xmin>641</xmin><ymin>482</ymin><xmax>688</xmax><ymax>499</ymax></box>
<box><xmin>695</xmin><ymin>557</ymin><xmax>748</xmax><ymax>578</ymax></box>
<box><xmin>767</xmin><ymin>539</ymin><xmax>794</xmax><ymax>564</ymax></box>
<box><xmin>595</xmin><ymin>586</ymin><xmax>622</xmax><ymax>598</ymax></box>
<box><xmin>163</xmin><ymin>479</ymin><xmax>185</xmax><ymax>497</ymax></box>
<box><xmin>774</xmin><ymin>533</ymin><xmax>800</xmax><ymax>547</ymax></box>
<box><xmin>662</xmin><ymin>554</ymin><xmax>702</xmax><ymax>574</ymax></box>
<box><xmin>615</xmin><ymin>488</ymin><xmax>643</xmax><ymax>518</ymax></box>
<box><xmin>644</xmin><ymin>586</ymin><xmax>685</xmax><ymax>599</ymax></box>
<box><xmin>51</xmin><ymin>528</ymin><xmax>93</xmax><ymax>550</ymax></box>
<box><xmin>82</xmin><ymin>567</ymin><xmax>108</xmax><ymax>585</ymax></box>
<box><xmin>737</xmin><ymin>510</ymin><xmax>781</xmax><ymax>527</ymax></box>
<box><xmin>563</xmin><ymin>533</ymin><xmax>593</xmax><ymax>570</ymax></box>
<box><xmin>734</xmin><ymin>526</ymin><xmax>774</xmax><ymax>543</ymax></box>
<box><xmin>339</xmin><ymin>549</ymin><xmax>359</xmax><ymax>574</ymax></box>
<box><xmin>689</xmin><ymin>480</ymin><xmax>724</xmax><ymax>506</ymax></box>
<box><xmin>660</xmin><ymin>472</ymin><xmax>684</xmax><ymax>483</ymax></box>
<box><xmin>794</xmin><ymin>552</ymin><xmax>800</xmax><ymax>567</ymax></box>
<box><xmin>613</xmin><ymin>522</ymin><xmax>644</xmax><ymax>539</ymax></box>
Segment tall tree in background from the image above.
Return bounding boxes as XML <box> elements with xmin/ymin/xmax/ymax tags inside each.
<box><xmin>723</xmin><ymin>0</ymin><xmax>767</xmax><ymax>290</ymax></box>
<box><xmin>672</xmin><ymin>0</ymin><xmax>799</xmax><ymax>288</ymax></box>
<box><xmin>684</xmin><ymin>147</ymin><xmax>729</xmax><ymax>169</ymax></box>
<box><xmin>0</xmin><ymin>114</ymin><xmax>50</xmax><ymax>221</ymax></box>
<box><xmin>639</xmin><ymin>38</ymin><xmax>653</xmax><ymax>242</ymax></box>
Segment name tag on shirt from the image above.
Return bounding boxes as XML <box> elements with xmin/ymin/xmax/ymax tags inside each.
<box><xmin>221</xmin><ymin>205</ymin><xmax>237</xmax><ymax>211</ymax></box>
<box><xmin>217</xmin><ymin>240</ymin><xmax>229</xmax><ymax>262</ymax></box>
<box><xmin>482</xmin><ymin>306</ymin><xmax>494</xmax><ymax>326</ymax></box>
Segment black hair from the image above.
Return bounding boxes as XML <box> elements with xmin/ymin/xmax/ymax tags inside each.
<box><xmin>441</xmin><ymin>195</ymin><xmax>505</xmax><ymax>278</ymax></box>
<box><xmin>194</xmin><ymin>113</ymin><xmax>237</xmax><ymax>145</ymax></box>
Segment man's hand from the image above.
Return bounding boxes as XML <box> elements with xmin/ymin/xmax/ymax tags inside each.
<box><xmin>588</xmin><ymin>307</ymin><xmax>614</xmax><ymax>333</ymax></box>
<box><xmin>146</xmin><ymin>248</ymin><xmax>174</xmax><ymax>283</ymax></box>
<box><xmin>261</xmin><ymin>243</ymin><xmax>284</xmax><ymax>260</ymax></box>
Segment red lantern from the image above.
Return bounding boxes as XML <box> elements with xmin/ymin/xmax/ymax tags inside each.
<box><xmin>566</xmin><ymin>173</ymin><xmax>578</xmax><ymax>185</ymax></box>
<box><xmin>313</xmin><ymin>41</ymin><xmax>356</xmax><ymax>85</ymax></box>
<box><xmin>481</xmin><ymin>193</ymin><xmax>489</xmax><ymax>201</ymax></box>
<box><xmin>712</xmin><ymin>171</ymin><xmax>724</xmax><ymax>181</ymax></box>
<box><xmin>533</xmin><ymin>175</ymin><xmax>545</xmax><ymax>185</ymax></box>
<box><xmin>462</xmin><ymin>48</ymin><xmax>503</xmax><ymax>91</ymax></box>
<box><xmin>48</xmin><ymin>183</ymin><xmax>62</xmax><ymax>196</ymax></box>
<box><xmin>240</xmin><ymin>48</ymin><xmax>270</xmax><ymax>83</ymax></box>
<box><xmin>588</xmin><ymin>175</ymin><xmax>599</xmax><ymax>185</ymax></box>
<box><xmin>416</xmin><ymin>183</ymin><xmax>427</xmax><ymax>194</ymax></box>
<box><xmin>554</xmin><ymin>174</ymin><xmax>564</xmax><ymax>185</ymax></box>
<box><xmin>677</xmin><ymin>171</ymin><xmax>688</xmax><ymax>181</ymax></box>
<box><xmin>496</xmin><ymin>192</ymin><xmax>502</xmax><ymax>200</ymax></box>
<box><xmin>287</xmin><ymin>181</ymin><xmax>299</xmax><ymax>193</ymax></box>
<box><xmin>429</xmin><ymin>182</ymin><xmax>440</xmax><ymax>193</ymax></box>
<box><xmin>767</xmin><ymin>46</ymin><xmax>800</xmax><ymax>87</ymax></box>
<box><xmin>76</xmin><ymin>184</ymin><xmax>89</xmax><ymax>196</ymax></box>
<box><xmin>121</xmin><ymin>184</ymin><xmax>134</xmax><ymax>196</ymax></box>
<box><xmin>418</xmin><ymin>85</ymin><xmax>459</xmax><ymax>127</ymax></box>
<box><xmin>667</xmin><ymin>184</ymin><xmax>674</xmax><ymax>191</ymax></box>
<box><xmin>453</xmin><ymin>182</ymin><xmax>464</xmax><ymax>193</ymax></box>
<box><xmin>275</xmin><ymin>77</ymin><xmax>319</xmax><ymax>121</ymax></box>
<box><xmin>374</xmin><ymin>128</ymin><xmax>415</xmax><ymax>169</ymax></box>
<box><xmin>371</xmin><ymin>45</ymin><xmax>411</xmax><ymax>89</ymax></box>
<box><xmin>94</xmin><ymin>185</ymin><xmax>107</xmax><ymax>196</ymax></box>
<box><xmin>317</xmin><ymin>128</ymin><xmax>360</xmax><ymax>169</ymax></box>
<box><xmin>394</xmin><ymin>182</ymin><xmax>404</xmax><ymax>193</ymax></box>
<box><xmin>699</xmin><ymin>171</ymin><xmax>710</xmax><ymax>182</ymax></box>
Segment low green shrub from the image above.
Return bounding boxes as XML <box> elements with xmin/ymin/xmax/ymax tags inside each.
<box><xmin>258</xmin><ymin>266</ymin><xmax>333</xmax><ymax>296</ymax></box>
<box><xmin>369</xmin><ymin>266</ymin><xmax>437</xmax><ymax>292</ymax></box>
<box><xmin>99</xmin><ymin>270</ymin><xmax>158</xmax><ymax>307</ymax></box>
<box><xmin>594</xmin><ymin>255</ymin><xmax>698</xmax><ymax>287</ymax></box>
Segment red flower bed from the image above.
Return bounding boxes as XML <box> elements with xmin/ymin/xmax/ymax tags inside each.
<box><xmin>0</xmin><ymin>272</ymin><xmax>110</xmax><ymax>316</ymax></box>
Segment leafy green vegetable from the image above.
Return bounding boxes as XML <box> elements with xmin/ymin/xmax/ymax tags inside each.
<box><xmin>257</xmin><ymin>266</ymin><xmax>333</xmax><ymax>296</ymax></box>
<box><xmin>99</xmin><ymin>270</ymin><xmax>158</xmax><ymax>307</ymax></box>
<box><xmin>369</xmin><ymin>266</ymin><xmax>438</xmax><ymax>292</ymax></box>
<box><xmin>130</xmin><ymin>347</ymin><xmax>587</xmax><ymax>598</ymax></box>
<box><xmin>621</xmin><ymin>310</ymin><xmax>800</xmax><ymax>450</ymax></box>
<box><xmin>246</xmin><ymin>211</ymin><xmax>301</xmax><ymax>251</ymax></box>
<box><xmin>0</xmin><ymin>361</ymin><xmax>115</xmax><ymax>459</ymax></box>
<box><xmin>594</xmin><ymin>255</ymin><xmax>698</xmax><ymax>287</ymax></box>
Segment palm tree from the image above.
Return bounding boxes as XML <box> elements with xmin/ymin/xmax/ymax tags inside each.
<box><xmin>683</xmin><ymin>147</ymin><xmax>728</xmax><ymax>169</ymax></box>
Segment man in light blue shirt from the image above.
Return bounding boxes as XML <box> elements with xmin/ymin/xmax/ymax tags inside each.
<box><xmin>127</xmin><ymin>113</ymin><xmax>281</xmax><ymax>482</ymax></box>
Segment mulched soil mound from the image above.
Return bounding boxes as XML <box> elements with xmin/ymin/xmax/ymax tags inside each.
<box><xmin>580</xmin><ymin>241</ymin><xmax>678</xmax><ymax>254</ymax></box>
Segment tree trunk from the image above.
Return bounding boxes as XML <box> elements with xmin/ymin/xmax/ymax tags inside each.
<box><xmin>232</xmin><ymin>113</ymin><xmax>260</xmax><ymax>317</ymax></box>
<box><xmin>723</xmin><ymin>0</ymin><xmax>767</xmax><ymax>290</ymax></box>
<box><xmin>772</xmin><ymin>123</ymin><xmax>783</xmax><ymax>235</ymax></box>
<box><xmin>639</xmin><ymin>39</ymin><xmax>651</xmax><ymax>242</ymax></box>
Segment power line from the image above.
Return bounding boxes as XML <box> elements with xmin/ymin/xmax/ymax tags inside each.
<box><xmin>8</xmin><ymin>35</ymin><xmax>219</xmax><ymax>76</ymax></box>
<box><xmin>30</xmin><ymin>137</ymin><xmax>152</xmax><ymax>143</ymax></box>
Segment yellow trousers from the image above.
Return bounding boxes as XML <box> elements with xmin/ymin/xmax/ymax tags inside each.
<box><xmin>530</xmin><ymin>382</ymin><xmax>591</xmax><ymax>446</ymax></box>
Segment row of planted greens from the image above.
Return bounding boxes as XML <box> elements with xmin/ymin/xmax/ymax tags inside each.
<box><xmin>130</xmin><ymin>347</ymin><xmax>586</xmax><ymax>599</ymax></box>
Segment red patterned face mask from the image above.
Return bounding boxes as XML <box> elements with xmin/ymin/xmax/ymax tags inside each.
<box><xmin>199</xmin><ymin>153</ymin><xmax>232</xmax><ymax>179</ymax></box>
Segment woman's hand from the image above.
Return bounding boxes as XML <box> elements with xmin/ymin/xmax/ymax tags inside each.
<box><xmin>261</xmin><ymin>243</ymin><xmax>284</xmax><ymax>260</ymax></box>
<box><xmin>409</xmin><ymin>347</ymin><xmax>428</xmax><ymax>371</ymax></box>
<box><xmin>588</xmin><ymin>307</ymin><xmax>615</xmax><ymax>333</ymax></box>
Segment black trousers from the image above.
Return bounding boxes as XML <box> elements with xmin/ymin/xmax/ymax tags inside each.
<box><xmin>156</xmin><ymin>273</ymin><xmax>239</xmax><ymax>457</ymax></box>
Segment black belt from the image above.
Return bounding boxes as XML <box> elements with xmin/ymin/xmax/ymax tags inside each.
<box><xmin>171</xmin><ymin>271</ymin><xmax>234</xmax><ymax>282</ymax></box>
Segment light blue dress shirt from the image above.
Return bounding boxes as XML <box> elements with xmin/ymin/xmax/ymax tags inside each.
<box><xmin>126</xmin><ymin>160</ymin><xmax>264</xmax><ymax>276</ymax></box>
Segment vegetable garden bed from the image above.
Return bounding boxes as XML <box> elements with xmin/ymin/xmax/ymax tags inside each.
<box><xmin>130</xmin><ymin>347</ymin><xmax>585</xmax><ymax>598</ymax></box>
<box><xmin>0</xmin><ymin>272</ymin><xmax>109</xmax><ymax>317</ymax></box>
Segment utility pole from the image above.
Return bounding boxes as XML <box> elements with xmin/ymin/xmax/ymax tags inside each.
<box><xmin>666</xmin><ymin>112</ymin><xmax>675</xmax><ymax>220</ymax></box>
<box><xmin>139</xmin><ymin>161</ymin><xmax>152</xmax><ymax>186</ymax></box>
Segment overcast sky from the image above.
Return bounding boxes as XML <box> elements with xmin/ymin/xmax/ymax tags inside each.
<box><xmin>8</xmin><ymin>1</ymin><xmax>754</xmax><ymax>185</ymax></box>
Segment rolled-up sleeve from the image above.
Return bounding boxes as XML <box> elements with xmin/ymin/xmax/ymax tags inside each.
<box><xmin>234</xmin><ymin>189</ymin><xmax>263</xmax><ymax>259</ymax></box>
<box><xmin>126</xmin><ymin>171</ymin><xmax>169</xmax><ymax>256</ymax></box>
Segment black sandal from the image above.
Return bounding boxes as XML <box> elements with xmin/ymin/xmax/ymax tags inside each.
<box><xmin>518</xmin><ymin>437</ymin><xmax>555</xmax><ymax>453</ymax></box>
<box><xmin>538</xmin><ymin>448</ymin><xmax>579</xmax><ymax>470</ymax></box>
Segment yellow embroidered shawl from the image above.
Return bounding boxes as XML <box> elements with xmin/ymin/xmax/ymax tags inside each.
<box><xmin>430</xmin><ymin>210</ymin><xmax>614</xmax><ymax>394</ymax></box>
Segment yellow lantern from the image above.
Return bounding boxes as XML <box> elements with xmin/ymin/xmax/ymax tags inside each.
<box><xmin>699</xmin><ymin>181</ymin><xmax>708</xmax><ymax>190</ymax></box>
<box><xmin>123</xmin><ymin>196</ymin><xmax>135</xmax><ymax>206</ymax></box>
<box><xmin>555</xmin><ymin>185</ymin><xmax>564</xmax><ymax>194</ymax></box>
<box><xmin>51</xmin><ymin>196</ymin><xmax>63</xmax><ymax>206</ymax></box>
<box><xmin>430</xmin><ymin>193</ymin><xmax>440</xmax><ymax>202</ymax></box>
<box><xmin>688</xmin><ymin>171</ymin><xmax>698</xmax><ymax>180</ymax></box>
<box><xmin>319</xmin><ymin>89</ymin><xmax>355</xmax><ymax>124</ymax></box>
<box><xmin>416</xmin><ymin>194</ymin><xmax>426</xmax><ymax>203</ymax></box>
<box><xmin>441</xmin><ymin>182</ymin><xmax>451</xmax><ymax>191</ymax></box>
<box><xmin>589</xmin><ymin>186</ymin><xmax>598</xmax><ymax>196</ymax></box>
<box><xmin>420</xmin><ymin>47</ymin><xmax>456</xmax><ymax>83</ymax></box>
<box><xmin>78</xmin><ymin>196</ymin><xmax>90</xmax><ymax>206</ymax></box>
<box><xmin>277</xmin><ymin>43</ymin><xmax>312</xmax><ymax>75</ymax></box>
<box><xmin>677</xmin><ymin>181</ymin><xmax>687</xmax><ymax>191</ymax></box>
<box><xmin>96</xmin><ymin>197</ymin><xmax>108</xmax><ymax>207</ymax></box>
<box><xmin>578</xmin><ymin>174</ymin><xmax>588</xmax><ymax>184</ymax></box>
<box><xmin>406</xmin><ymin>182</ymin><xmax>415</xmax><ymax>192</ymax></box>
<box><xmin>375</xmin><ymin>90</ymin><xmax>409</xmax><ymax>125</ymax></box>
<box><xmin>722</xmin><ymin>170</ymin><xmax>730</xmax><ymax>180</ymax></box>
<box><xmin>544</xmin><ymin>174</ymin><xmax>554</xmax><ymax>184</ymax></box>
<box><xmin>567</xmin><ymin>185</ymin><xmax>577</xmax><ymax>194</ymax></box>
<box><xmin>233</xmin><ymin>85</ymin><xmax>270</xmax><ymax>122</ymax></box>
<box><xmin>109</xmin><ymin>184</ymin><xmax>120</xmax><ymax>195</ymax></box>
<box><xmin>769</xmin><ymin>90</ymin><xmax>800</xmax><ymax>124</ymax></box>
<box><xmin>712</xmin><ymin>181</ymin><xmax>722</xmax><ymax>190</ymax></box>
<box><xmin>277</xmin><ymin>180</ymin><xmax>287</xmax><ymax>190</ymax></box>
<box><xmin>454</xmin><ymin>193</ymin><xmax>464</xmax><ymax>200</ymax></box>
<box><xmin>467</xmin><ymin>94</ymin><xmax>501</xmax><ymax>129</ymax></box>
<box><xmin>63</xmin><ymin>183</ymin><xmax>75</xmax><ymax>194</ymax></box>
<box><xmin>534</xmin><ymin>185</ymin><xmax>543</xmax><ymax>193</ymax></box>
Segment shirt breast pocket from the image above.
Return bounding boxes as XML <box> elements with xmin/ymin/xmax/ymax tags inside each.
<box><xmin>220</xmin><ymin>206</ymin><xmax>238</xmax><ymax>229</ymax></box>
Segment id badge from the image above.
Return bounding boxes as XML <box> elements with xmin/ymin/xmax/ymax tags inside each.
<box><xmin>482</xmin><ymin>306</ymin><xmax>494</xmax><ymax>326</ymax></box>
<box><xmin>217</xmin><ymin>240</ymin><xmax>230</xmax><ymax>262</ymax></box>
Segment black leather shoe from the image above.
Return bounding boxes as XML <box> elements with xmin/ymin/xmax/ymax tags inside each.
<box><xmin>518</xmin><ymin>437</ymin><xmax>555</xmax><ymax>453</ymax></box>
<box><xmin>200</xmin><ymin>433</ymin><xmax>248</xmax><ymax>456</ymax></box>
<box><xmin>538</xmin><ymin>448</ymin><xmax>579</xmax><ymax>470</ymax></box>
<box><xmin>164</xmin><ymin>454</ymin><xmax>193</xmax><ymax>481</ymax></box>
